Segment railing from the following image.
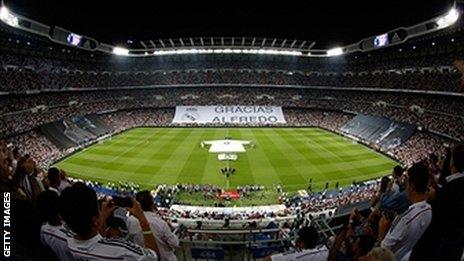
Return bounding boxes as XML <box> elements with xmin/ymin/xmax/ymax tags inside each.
<box><xmin>176</xmin><ymin>227</ymin><xmax>293</xmax><ymax>260</ymax></box>
<box><xmin>174</xmin><ymin>215</ymin><xmax>339</xmax><ymax>260</ymax></box>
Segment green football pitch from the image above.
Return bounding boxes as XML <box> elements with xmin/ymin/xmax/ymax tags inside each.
<box><xmin>55</xmin><ymin>128</ymin><xmax>397</xmax><ymax>191</ymax></box>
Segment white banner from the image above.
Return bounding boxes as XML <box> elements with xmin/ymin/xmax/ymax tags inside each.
<box><xmin>172</xmin><ymin>106</ymin><xmax>286</xmax><ymax>124</ymax></box>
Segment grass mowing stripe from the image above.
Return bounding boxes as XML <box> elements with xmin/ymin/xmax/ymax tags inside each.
<box><xmin>278</xmin><ymin>128</ymin><xmax>332</xmax><ymax>188</ymax></box>
<box><xmin>176</xmin><ymin>129</ymin><xmax>214</xmax><ymax>184</ymax></box>
<box><xmin>228</xmin><ymin>128</ymin><xmax>255</xmax><ymax>186</ymax></box>
<box><xmin>56</xmin><ymin>129</ymin><xmax>157</xmax><ymax>176</ymax></box>
<box><xmin>128</xmin><ymin>128</ymin><xmax>184</xmax><ymax>181</ymax></box>
<box><xmin>55</xmin><ymin>127</ymin><xmax>398</xmax><ymax>192</ymax></box>
<box><xmin>96</xmin><ymin>129</ymin><xmax>162</xmax><ymax>172</ymax></box>
<box><xmin>294</xmin><ymin>129</ymin><xmax>366</xmax><ymax>176</ymax></box>
<box><xmin>254</xmin><ymin>128</ymin><xmax>306</xmax><ymax>187</ymax></box>
<box><xmin>155</xmin><ymin>129</ymin><xmax>205</xmax><ymax>184</ymax></box>
<box><xmin>240</xmin><ymin>128</ymin><xmax>282</xmax><ymax>185</ymax></box>
<box><xmin>200</xmin><ymin>128</ymin><xmax>227</xmax><ymax>186</ymax></box>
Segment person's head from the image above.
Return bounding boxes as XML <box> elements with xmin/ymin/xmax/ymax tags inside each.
<box><xmin>23</xmin><ymin>156</ymin><xmax>35</xmax><ymax>174</ymax></box>
<box><xmin>380</xmin><ymin>176</ymin><xmax>391</xmax><ymax>193</ymax></box>
<box><xmin>353</xmin><ymin>235</ymin><xmax>376</xmax><ymax>259</ymax></box>
<box><xmin>36</xmin><ymin>190</ymin><xmax>61</xmax><ymax>225</ymax></box>
<box><xmin>392</xmin><ymin>165</ymin><xmax>403</xmax><ymax>178</ymax></box>
<box><xmin>359</xmin><ymin>247</ymin><xmax>394</xmax><ymax>261</ymax></box>
<box><xmin>58</xmin><ymin>183</ymin><xmax>100</xmax><ymax>237</ymax></box>
<box><xmin>47</xmin><ymin>167</ymin><xmax>61</xmax><ymax>188</ymax></box>
<box><xmin>297</xmin><ymin>226</ymin><xmax>319</xmax><ymax>249</ymax></box>
<box><xmin>450</xmin><ymin>144</ymin><xmax>464</xmax><ymax>175</ymax></box>
<box><xmin>135</xmin><ymin>190</ymin><xmax>154</xmax><ymax>212</ymax></box>
<box><xmin>406</xmin><ymin>162</ymin><xmax>430</xmax><ymax>199</ymax></box>
<box><xmin>439</xmin><ymin>148</ymin><xmax>453</xmax><ymax>186</ymax></box>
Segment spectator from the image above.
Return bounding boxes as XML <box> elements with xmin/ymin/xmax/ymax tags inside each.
<box><xmin>36</xmin><ymin>190</ymin><xmax>75</xmax><ymax>261</ymax></box>
<box><xmin>15</xmin><ymin>156</ymin><xmax>43</xmax><ymax>200</ymax></box>
<box><xmin>127</xmin><ymin>190</ymin><xmax>180</xmax><ymax>261</ymax></box>
<box><xmin>380</xmin><ymin>162</ymin><xmax>432</xmax><ymax>261</ymax></box>
<box><xmin>269</xmin><ymin>226</ymin><xmax>329</xmax><ymax>261</ymax></box>
<box><xmin>380</xmin><ymin>166</ymin><xmax>409</xmax><ymax>215</ymax></box>
<box><xmin>371</xmin><ymin>176</ymin><xmax>390</xmax><ymax>210</ymax></box>
<box><xmin>47</xmin><ymin>167</ymin><xmax>61</xmax><ymax>195</ymax></box>
<box><xmin>58</xmin><ymin>183</ymin><xmax>160</xmax><ymax>260</ymax></box>
<box><xmin>58</xmin><ymin>170</ymin><xmax>72</xmax><ymax>191</ymax></box>
<box><xmin>390</xmin><ymin>166</ymin><xmax>404</xmax><ymax>193</ymax></box>
<box><xmin>437</xmin><ymin>147</ymin><xmax>452</xmax><ymax>187</ymax></box>
<box><xmin>410</xmin><ymin>144</ymin><xmax>464</xmax><ymax>261</ymax></box>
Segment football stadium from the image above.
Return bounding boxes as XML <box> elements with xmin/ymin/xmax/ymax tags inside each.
<box><xmin>1</xmin><ymin>0</ymin><xmax>464</xmax><ymax>260</ymax></box>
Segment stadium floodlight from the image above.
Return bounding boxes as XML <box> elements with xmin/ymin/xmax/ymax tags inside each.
<box><xmin>327</xmin><ymin>47</ymin><xmax>344</xmax><ymax>56</ymax></box>
<box><xmin>0</xmin><ymin>6</ymin><xmax>19</xmax><ymax>27</ymax></box>
<box><xmin>151</xmin><ymin>48</ymin><xmax>302</xmax><ymax>57</ymax></box>
<box><xmin>112</xmin><ymin>46</ymin><xmax>130</xmax><ymax>56</ymax></box>
<box><xmin>436</xmin><ymin>8</ymin><xmax>459</xmax><ymax>28</ymax></box>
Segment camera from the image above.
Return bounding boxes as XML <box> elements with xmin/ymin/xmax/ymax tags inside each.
<box><xmin>112</xmin><ymin>196</ymin><xmax>133</xmax><ymax>208</ymax></box>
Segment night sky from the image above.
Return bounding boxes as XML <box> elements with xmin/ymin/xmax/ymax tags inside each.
<box><xmin>4</xmin><ymin>0</ymin><xmax>455</xmax><ymax>48</ymax></box>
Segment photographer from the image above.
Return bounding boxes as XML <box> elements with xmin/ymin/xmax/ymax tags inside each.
<box><xmin>127</xmin><ymin>190</ymin><xmax>180</xmax><ymax>261</ymax></box>
<box><xmin>269</xmin><ymin>226</ymin><xmax>328</xmax><ymax>261</ymax></box>
<box><xmin>59</xmin><ymin>183</ymin><xmax>160</xmax><ymax>260</ymax></box>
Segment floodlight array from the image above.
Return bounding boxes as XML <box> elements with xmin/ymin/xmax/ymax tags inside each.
<box><xmin>112</xmin><ymin>46</ymin><xmax>130</xmax><ymax>56</ymax></box>
<box><xmin>0</xmin><ymin>7</ymin><xmax>18</xmax><ymax>27</ymax></box>
<box><xmin>151</xmin><ymin>48</ymin><xmax>303</xmax><ymax>56</ymax></box>
<box><xmin>436</xmin><ymin>8</ymin><xmax>459</xmax><ymax>28</ymax></box>
<box><xmin>326</xmin><ymin>47</ymin><xmax>344</xmax><ymax>56</ymax></box>
<box><xmin>0</xmin><ymin>4</ymin><xmax>461</xmax><ymax>59</ymax></box>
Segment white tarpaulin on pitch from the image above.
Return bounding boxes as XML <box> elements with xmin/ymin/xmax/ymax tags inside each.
<box><xmin>172</xmin><ymin>105</ymin><xmax>286</xmax><ymax>124</ymax></box>
<box><xmin>203</xmin><ymin>140</ymin><xmax>251</xmax><ymax>153</ymax></box>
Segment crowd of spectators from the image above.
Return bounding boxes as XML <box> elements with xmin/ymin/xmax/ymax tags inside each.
<box><xmin>392</xmin><ymin>133</ymin><xmax>451</xmax><ymax>167</ymax></box>
<box><xmin>1</xmin><ymin>87</ymin><xmax>463</xmax><ymax>141</ymax></box>
<box><xmin>325</xmin><ymin>145</ymin><xmax>464</xmax><ymax>261</ymax></box>
<box><xmin>101</xmin><ymin>109</ymin><xmax>174</xmax><ymax>133</ymax></box>
<box><xmin>1</xmin><ymin>67</ymin><xmax>462</xmax><ymax>93</ymax></box>
<box><xmin>283</xmin><ymin>180</ymin><xmax>381</xmax><ymax>215</ymax></box>
<box><xmin>6</xmin><ymin>131</ymin><xmax>63</xmax><ymax>168</ymax></box>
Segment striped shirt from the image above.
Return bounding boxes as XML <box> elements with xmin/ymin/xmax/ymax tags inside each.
<box><xmin>40</xmin><ymin>223</ymin><xmax>75</xmax><ymax>261</ymax></box>
<box><xmin>127</xmin><ymin>212</ymin><xmax>179</xmax><ymax>261</ymax></box>
<box><xmin>381</xmin><ymin>200</ymin><xmax>432</xmax><ymax>261</ymax></box>
<box><xmin>270</xmin><ymin>245</ymin><xmax>329</xmax><ymax>261</ymax></box>
<box><xmin>67</xmin><ymin>234</ymin><xmax>157</xmax><ymax>261</ymax></box>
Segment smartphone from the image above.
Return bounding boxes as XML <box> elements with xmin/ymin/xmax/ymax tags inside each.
<box><xmin>113</xmin><ymin>196</ymin><xmax>133</xmax><ymax>208</ymax></box>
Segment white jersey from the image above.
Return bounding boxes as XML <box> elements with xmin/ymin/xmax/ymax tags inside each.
<box><xmin>381</xmin><ymin>200</ymin><xmax>432</xmax><ymax>261</ymax></box>
<box><xmin>270</xmin><ymin>245</ymin><xmax>329</xmax><ymax>261</ymax></box>
<box><xmin>40</xmin><ymin>223</ymin><xmax>75</xmax><ymax>261</ymax></box>
<box><xmin>59</xmin><ymin>180</ymin><xmax>71</xmax><ymax>191</ymax></box>
<box><xmin>127</xmin><ymin>212</ymin><xmax>179</xmax><ymax>261</ymax></box>
<box><xmin>67</xmin><ymin>234</ymin><xmax>157</xmax><ymax>261</ymax></box>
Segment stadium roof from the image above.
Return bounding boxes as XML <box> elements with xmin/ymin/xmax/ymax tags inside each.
<box><xmin>4</xmin><ymin>0</ymin><xmax>455</xmax><ymax>49</ymax></box>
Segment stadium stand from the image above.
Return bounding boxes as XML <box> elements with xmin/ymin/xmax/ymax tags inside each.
<box><xmin>340</xmin><ymin>114</ymin><xmax>416</xmax><ymax>150</ymax></box>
